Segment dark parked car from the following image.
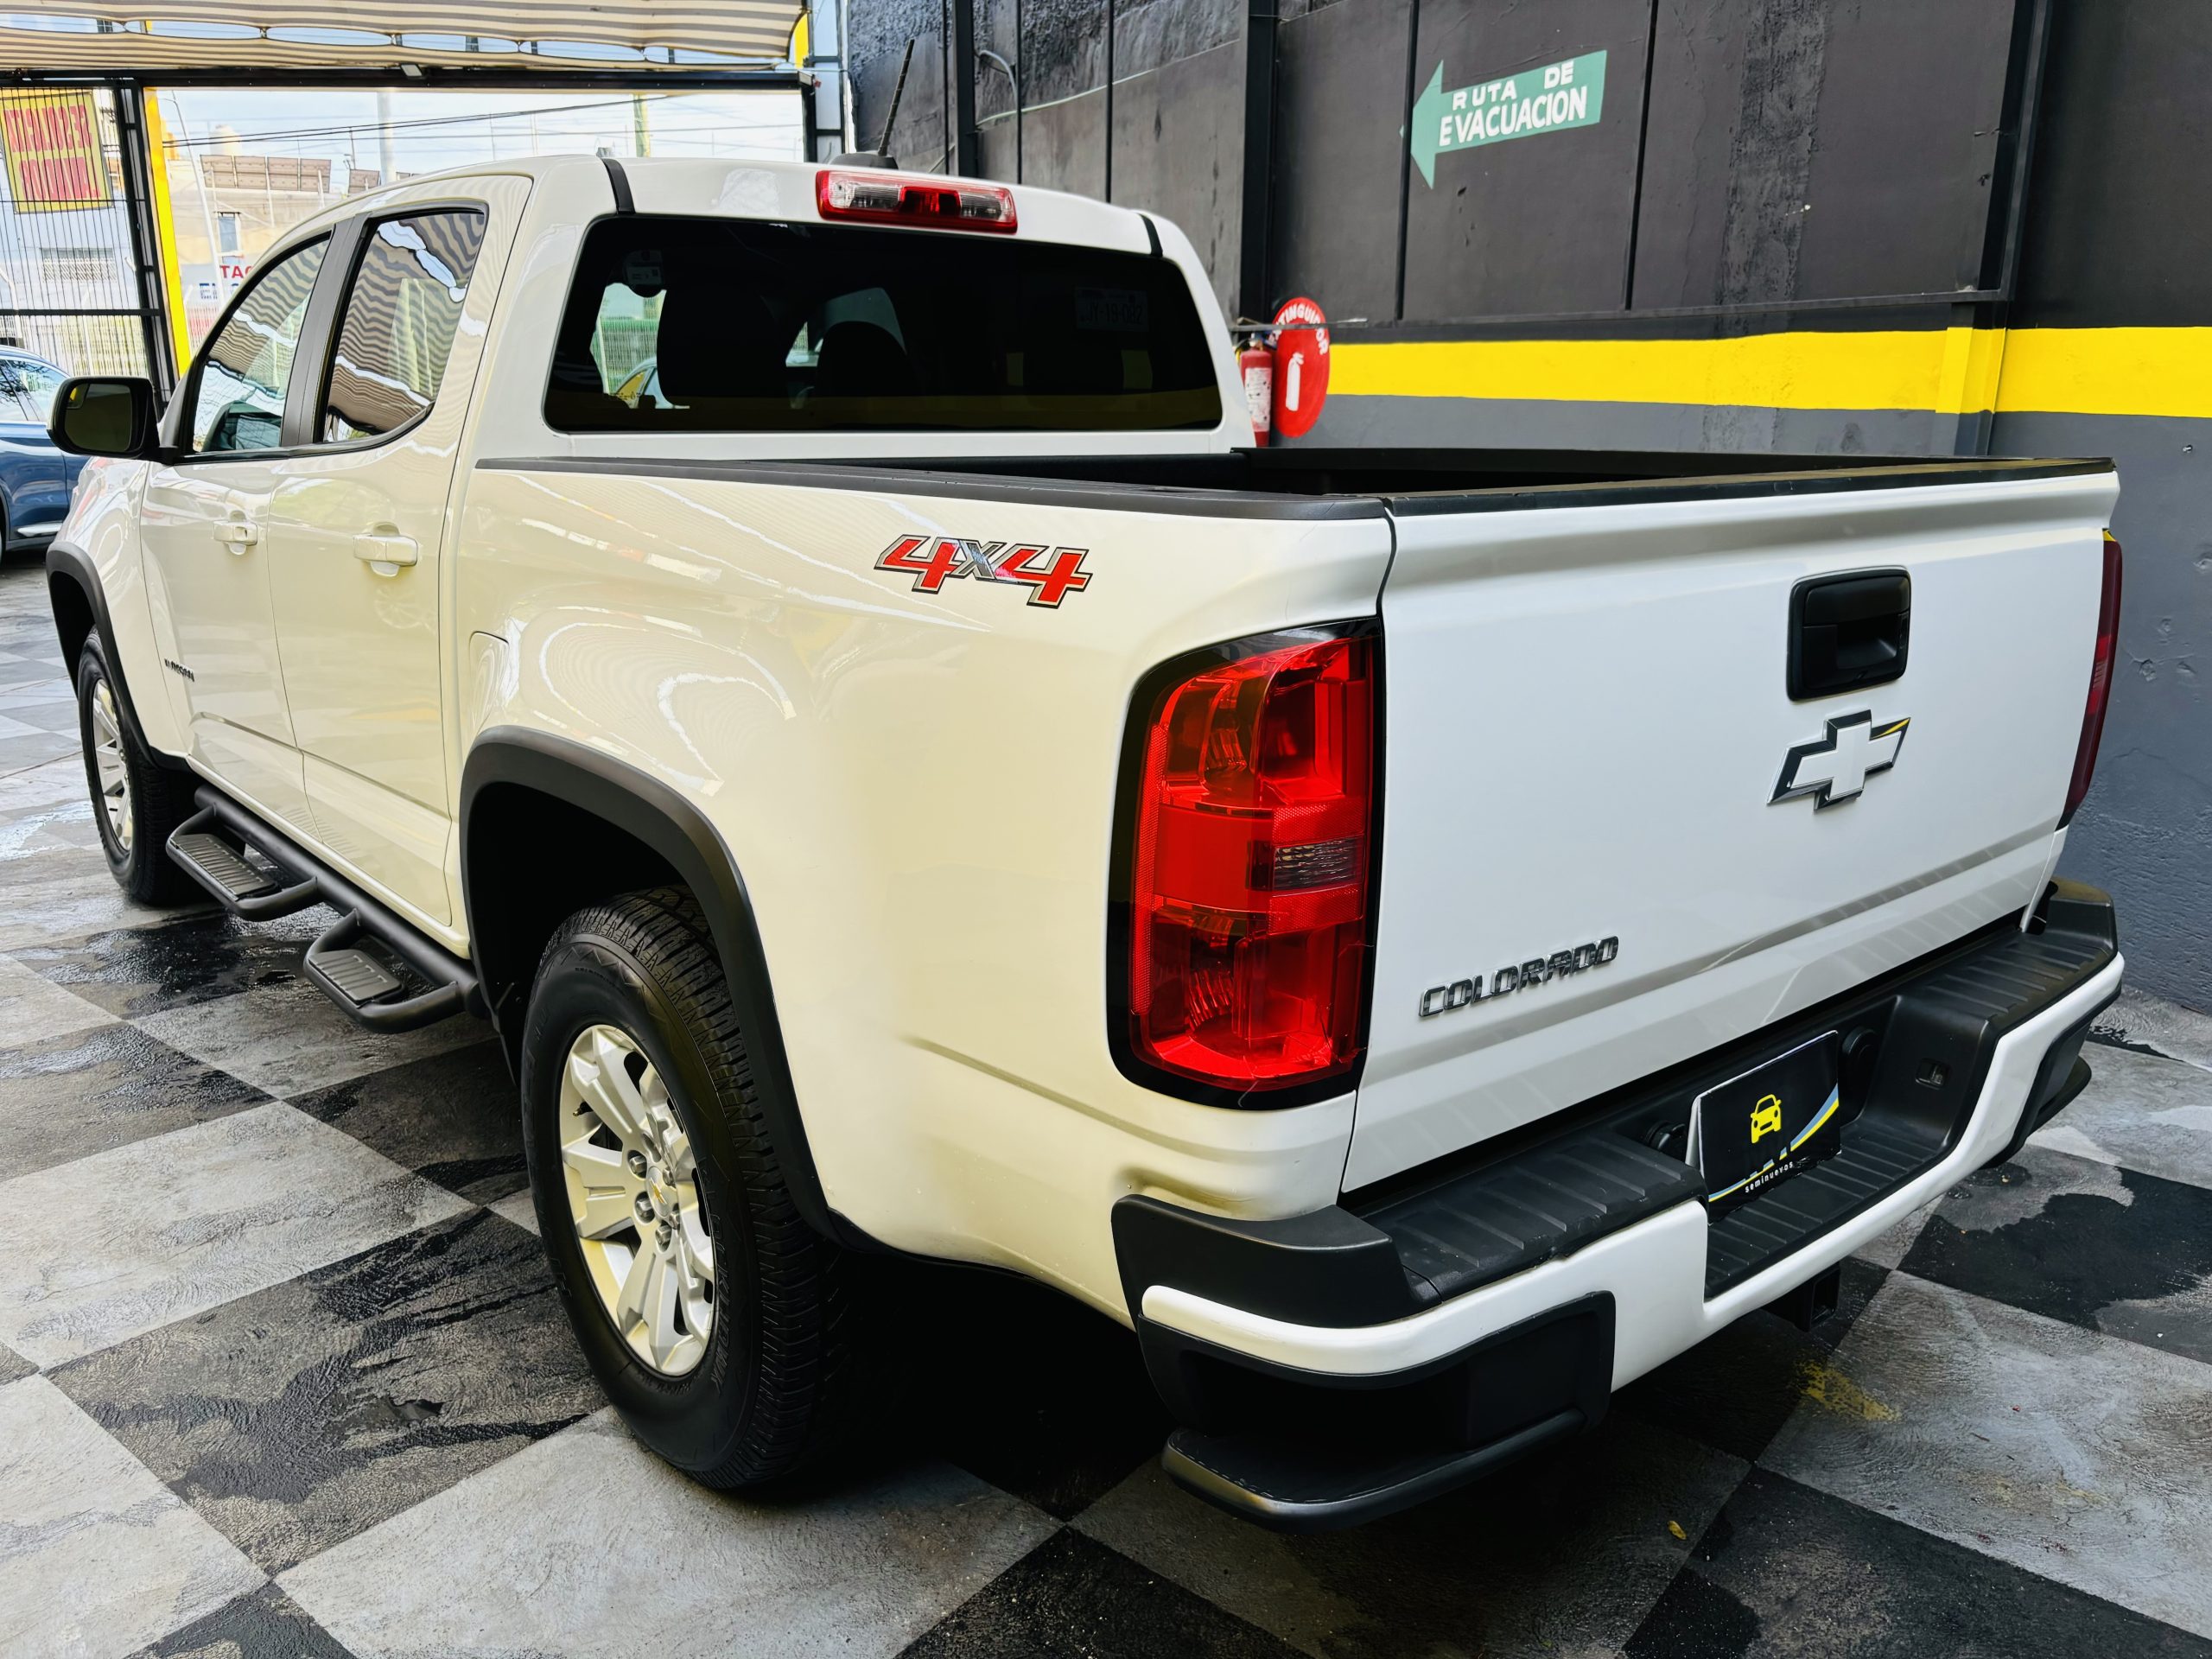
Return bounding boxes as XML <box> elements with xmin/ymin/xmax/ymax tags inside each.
<box><xmin>1</xmin><ymin>349</ymin><xmax>87</xmax><ymax>557</ymax></box>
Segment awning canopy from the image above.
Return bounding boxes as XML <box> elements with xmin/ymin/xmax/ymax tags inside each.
<box><xmin>0</xmin><ymin>0</ymin><xmax>805</xmax><ymax>73</ymax></box>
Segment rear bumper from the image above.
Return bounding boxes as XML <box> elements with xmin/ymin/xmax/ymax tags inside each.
<box><xmin>1114</xmin><ymin>881</ymin><xmax>2122</xmax><ymax>1529</ymax></box>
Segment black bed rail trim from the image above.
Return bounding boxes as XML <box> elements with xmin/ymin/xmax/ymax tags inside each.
<box><xmin>474</xmin><ymin>454</ymin><xmax>1387</xmax><ymax>520</ymax></box>
<box><xmin>475</xmin><ymin>452</ymin><xmax>2110</xmax><ymax>523</ymax></box>
<box><xmin>1380</xmin><ymin>456</ymin><xmax>2114</xmax><ymax>517</ymax></box>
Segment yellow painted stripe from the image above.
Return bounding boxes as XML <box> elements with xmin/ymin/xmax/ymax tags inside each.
<box><xmin>1331</xmin><ymin>329</ymin><xmax>1975</xmax><ymax>412</ymax></box>
<box><xmin>1332</xmin><ymin>325</ymin><xmax>2212</xmax><ymax>421</ymax></box>
<box><xmin>1994</xmin><ymin>327</ymin><xmax>2212</xmax><ymax>419</ymax></box>
<box><xmin>140</xmin><ymin>90</ymin><xmax>193</xmax><ymax>380</ymax></box>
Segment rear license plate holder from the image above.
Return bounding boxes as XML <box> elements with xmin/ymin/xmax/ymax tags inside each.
<box><xmin>1688</xmin><ymin>1030</ymin><xmax>1844</xmax><ymax>1211</ymax></box>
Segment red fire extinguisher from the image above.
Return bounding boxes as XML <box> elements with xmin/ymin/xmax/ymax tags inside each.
<box><xmin>1238</xmin><ymin>332</ymin><xmax>1274</xmax><ymax>446</ymax></box>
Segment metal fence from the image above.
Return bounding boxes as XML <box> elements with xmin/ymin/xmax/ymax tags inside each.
<box><xmin>0</xmin><ymin>86</ymin><xmax>169</xmax><ymax>385</ymax></box>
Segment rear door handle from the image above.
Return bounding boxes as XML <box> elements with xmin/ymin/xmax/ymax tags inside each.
<box><xmin>353</xmin><ymin>531</ymin><xmax>419</xmax><ymax>569</ymax></box>
<box><xmin>214</xmin><ymin>519</ymin><xmax>260</xmax><ymax>551</ymax></box>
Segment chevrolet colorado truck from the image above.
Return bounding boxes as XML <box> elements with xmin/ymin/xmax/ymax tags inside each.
<box><xmin>44</xmin><ymin>154</ymin><xmax>2126</xmax><ymax>1529</ymax></box>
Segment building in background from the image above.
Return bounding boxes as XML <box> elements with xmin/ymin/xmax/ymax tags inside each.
<box><xmin>166</xmin><ymin>148</ymin><xmax>338</xmax><ymax>340</ymax></box>
<box><xmin>150</xmin><ymin>86</ymin><xmax>810</xmax><ymax>353</ymax></box>
<box><xmin>0</xmin><ymin>81</ymin><xmax>814</xmax><ymax>373</ymax></box>
<box><xmin>854</xmin><ymin>0</ymin><xmax>2212</xmax><ymax>1016</ymax></box>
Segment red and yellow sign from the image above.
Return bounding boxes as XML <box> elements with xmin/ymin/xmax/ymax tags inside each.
<box><xmin>0</xmin><ymin>91</ymin><xmax>111</xmax><ymax>212</ymax></box>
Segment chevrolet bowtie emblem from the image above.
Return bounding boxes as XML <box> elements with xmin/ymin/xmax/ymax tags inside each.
<box><xmin>1771</xmin><ymin>712</ymin><xmax>1910</xmax><ymax>810</ymax></box>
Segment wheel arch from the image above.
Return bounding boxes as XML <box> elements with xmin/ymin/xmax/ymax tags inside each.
<box><xmin>459</xmin><ymin>726</ymin><xmax>850</xmax><ymax>1246</ymax></box>
<box><xmin>45</xmin><ymin>537</ymin><xmax>175</xmax><ymax>766</ymax></box>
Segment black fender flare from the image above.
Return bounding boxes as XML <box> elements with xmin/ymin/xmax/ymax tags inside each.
<box><xmin>459</xmin><ymin>726</ymin><xmax>856</xmax><ymax>1248</ymax></box>
<box><xmin>45</xmin><ymin>537</ymin><xmax>184</xmax><ymax>770</ymax></box>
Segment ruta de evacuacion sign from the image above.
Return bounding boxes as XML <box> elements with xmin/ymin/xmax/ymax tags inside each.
<box><xmin>1411</xmin><ymin>49</ymin><xmax>1607</xmax><ymax>187</ymax></box>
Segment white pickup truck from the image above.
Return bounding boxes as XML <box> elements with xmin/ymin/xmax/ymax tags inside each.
<box><xmin>46</xmin><ymin>154</ymin><xmax>2126</xmax><ymax>1529</ymax></box>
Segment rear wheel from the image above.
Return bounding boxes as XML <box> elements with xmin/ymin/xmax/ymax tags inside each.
<box><xmin>520</xmin><ymin>887</ymin><xmax>860</xmax><ymax>1485</ymax></box>
<box><xmin>74</xmin><ymin>635</ymin><xmax>196</xmax><ymax>905</ymax></box>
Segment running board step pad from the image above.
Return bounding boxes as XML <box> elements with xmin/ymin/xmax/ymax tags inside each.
<box><xmin>170</xmin><ymin>831</ymin><xmax>277</xmax><ymax>899</ymax></box>
<box><xmin>168</xmin><ymin>788</ymin><xmax>483</xmax><ymax>1033</ymax></box>
<box><xmin>312</xmin><ymin>947</ymin><xmax>404</xmax><ymax>1005</ymax></box>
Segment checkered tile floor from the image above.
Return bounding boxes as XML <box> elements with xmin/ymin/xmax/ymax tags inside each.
<box><xmin>4</xmin><ymin>556</ymin><xmax>2212</xmax><ymax>1659</ymax></box>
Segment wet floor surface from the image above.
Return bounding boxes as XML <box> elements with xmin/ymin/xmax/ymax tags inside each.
<box><xmin>3</xmin><ymin>556</ymin><xmax>2211</xmax><ymax>1657</ymax></box>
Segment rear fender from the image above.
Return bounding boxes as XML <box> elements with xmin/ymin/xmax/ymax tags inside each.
<box><xmin>459</xmin><ymin>728</ymin><xmax>852</xmax><ymax>1247</ymax></box>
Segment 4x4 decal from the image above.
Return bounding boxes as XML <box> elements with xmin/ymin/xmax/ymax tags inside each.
<box><xmin>875</xmin><ymin>536</ymin><xmax>1093</xmax><ymax>607</ymax></box>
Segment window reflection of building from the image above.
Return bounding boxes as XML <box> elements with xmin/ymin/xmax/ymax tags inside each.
<box><xmin>168</xmin><ymin>148</ymin><xmax>345</xmax><ymax>346</ymax></box>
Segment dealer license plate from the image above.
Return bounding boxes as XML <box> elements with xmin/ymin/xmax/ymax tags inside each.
<box><xmin>1688</xmin><ymin>1031</ymin><xmax>1843</xmax><ymax>1210</ymax></box>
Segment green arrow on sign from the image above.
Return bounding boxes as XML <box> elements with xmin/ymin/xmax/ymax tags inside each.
<box><xmin>1411</xmin><ymin>49</ymin><xmax>1608</xmax><ymax>187</ymax></box>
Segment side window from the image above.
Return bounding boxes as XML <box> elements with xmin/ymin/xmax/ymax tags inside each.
<box><xmin>18</xmin><ymin>359</ymin><xmax>62</xmax><ymax>417</ymax></box>
<box><xmin>319</xmin><ymin>211</ymin><xmax>487</xmax><ymax>444</ymax></box>
<box><xmin>186</xmin><ymin>238</ymin><xmax>327</xmax><ymax>455</ymax></box>
<box><xmin>1</xmin><ymin>359</ymin><xmax>61</xmax><ymax>423</ymax></box>
<box><xmin>0</xmin><ymin>361</ymin><xmax>32</xmax><ymax>422</ymax></box>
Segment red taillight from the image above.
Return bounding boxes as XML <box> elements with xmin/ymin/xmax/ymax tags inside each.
<box><xmin>1116</xmin><ymin>629</ymin><xmax>1377</xmax><ymax>1099</ymax></box>
<box><xmin>816</xmin><ymin>168</ymin><xmax>1018</xmax><ymax>232</ymax></box>
<box><xmin>2060</xmin><ymin>532</ymin><xmax>2124</xmax><ymax>827</ymax></box>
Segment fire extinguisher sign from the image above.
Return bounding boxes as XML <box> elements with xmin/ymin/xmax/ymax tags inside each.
<box><xmin>1270</xmin><ymin>296</ymin><xmax>1330</xmax><ymax>442</ymax></box>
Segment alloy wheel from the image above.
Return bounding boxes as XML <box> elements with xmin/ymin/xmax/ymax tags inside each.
<box><xmin>558</xmin><ymin>1023</ymin><xmax>716</xmax><ymax>1376</ymax></box>
<box><xmin>89</xmin><ymin>676</ymin><xmax>132</xmax><ymax>853</ymax></box>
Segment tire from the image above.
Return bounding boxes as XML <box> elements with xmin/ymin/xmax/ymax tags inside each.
<box><xmin>75</xmin><ymin>634</ymin><xmax>197</xmax><ymax>905</ymax></box>
<box><xmin>520</xmin><ymin>887</ymin><xmax>859</xmax><ymax>1486</ymax></box>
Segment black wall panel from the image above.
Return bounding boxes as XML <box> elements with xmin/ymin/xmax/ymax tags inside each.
<box><xmin>1271</xmin><ymin>0</ymin><xmax>1414</xmax><ymax>322</ymax></box>
<box><xmin>1021</xmin><ymin>89</ymin><xmax>1110</xmax><ymax>198</ymax></box>
<box><xmin>2012</xmin><ymin>0</ymin><xmax>2212</xmax><ymax>327</ymax></box>
<box><xmin>1110</xmin><ymin>39</ymin><xmax>1247</xmax><ymax>312</ymax></box>
<box><xmin>1634</xmin><ymin>0</ymin><xmax>2015</xmax><ymax>309</ymax></box>
<box><xmin>1795</xmin><ymin>1</ymin><xmax>2013</xmax><ymax>299</ymax></box>
<box><xmin>1400</xmin><ymin>0</ymin><xmax>1655</xmax><ymax>320</ymax></box>
<box><xmin>850</xmin><ymin>0</ymin><xmax>951</xmax><ymax>168</ymax></box>
<box><xmin>850</xmin><ymin>0</ymin><xmax>2045</xmax><ymax>330</ymax></box>
<box><xmin>1113</xmin><ymin>0</ymin><xmax>1242</xmax><ymax>79</ymax></box>
<box><xmin>976</xmin><ymin>0</ymin><xmax>1020</xmax><ymax>176</ymax></box>
<box><xmin>1017</xmin><ymin>0</ymin><xmax>1109</xmax><ymax>196</ymax></box>
<box><xmin>978</xmin><ymin>108</ymin><xmax>1021</xmax><ymax>179</ymax></box>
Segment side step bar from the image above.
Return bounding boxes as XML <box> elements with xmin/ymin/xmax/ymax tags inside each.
<box><xmin>167</xmin><ymin>787</ymin><xmax>482</xmax><ymax>1033</ymax></box>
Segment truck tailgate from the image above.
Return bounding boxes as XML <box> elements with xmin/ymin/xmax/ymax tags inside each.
<box><xmin>1351</xmin><ymin>464</ymin><xmax>2118</xmax><ymax>1190</ymax></box>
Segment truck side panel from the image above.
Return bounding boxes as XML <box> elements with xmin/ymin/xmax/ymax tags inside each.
<box><xmin>454</xmin><ymin>462</ymin><xmax>1393</xmax><ymax>1313</ymax></box>
<box><xmin>53</xmin><ymin>459</ymin><xmax>187</xmax><ymax>756</ymax></box>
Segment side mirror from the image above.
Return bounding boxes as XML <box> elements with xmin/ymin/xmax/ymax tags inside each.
<box><xmin>49</xmin><ymin>376</ymin><xmax>160</xmax><ymax>460</ymax></box>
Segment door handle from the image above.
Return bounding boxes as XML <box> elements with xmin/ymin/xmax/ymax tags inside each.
<box><xmin>214</xmin><ymin>519</ymin><xmax>260</xmax><ymax>552</ymax></box>
<box><xmin>1789</xmin><ymin>569</ymin><xmax>1910</xmax><ymax>700</ymax></box>
<box><xmin>353</xmin><ymin>531</ymin><xmax>419</xmax><ymax>570</ymax></box>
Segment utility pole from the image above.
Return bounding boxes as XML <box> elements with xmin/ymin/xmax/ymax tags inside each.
<box><xmin>376</xmin><ymin>87</ymin><xmax>397</xmax><ymax>185</ymax></box>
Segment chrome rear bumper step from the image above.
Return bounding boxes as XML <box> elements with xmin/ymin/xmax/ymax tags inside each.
<box><xmin>167</xmin><ymin>788</ymin><xmax>481</xmax><ymax>1033</ymax></box>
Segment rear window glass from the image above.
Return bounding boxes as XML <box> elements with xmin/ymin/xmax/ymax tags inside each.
<box><xmin>544</xmin><ymin>214</ymin><xmax>1223</xmax><ymax>433</ymax></box>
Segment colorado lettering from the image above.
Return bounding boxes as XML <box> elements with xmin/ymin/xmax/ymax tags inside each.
<box><xmin>1419</xmin><ymin>936</ymin><xmax>1620</xmax><ymax>1018</ymax></box>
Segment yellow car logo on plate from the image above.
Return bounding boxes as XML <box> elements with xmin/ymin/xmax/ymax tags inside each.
<box><xmin>1750</xmin><ymin>1096</ymin><xmax>1783</xmax><ymax>1144</ymax></box>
